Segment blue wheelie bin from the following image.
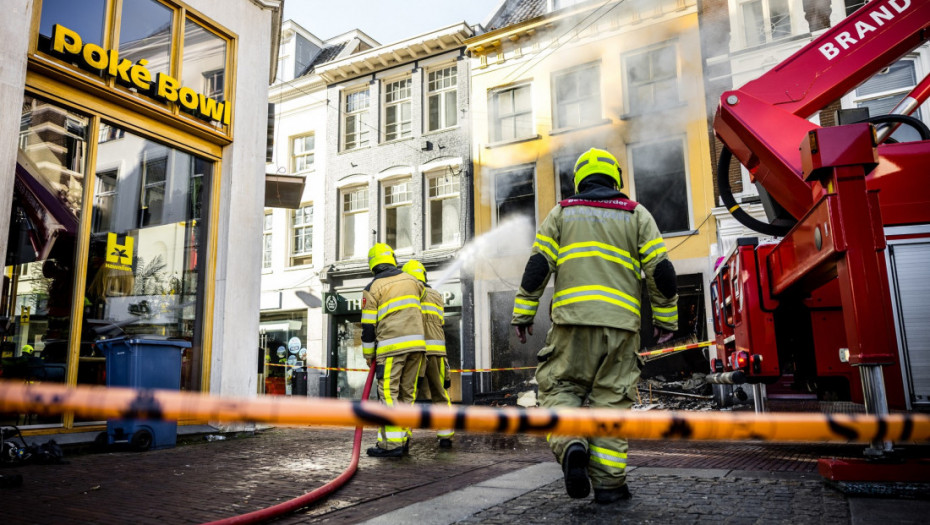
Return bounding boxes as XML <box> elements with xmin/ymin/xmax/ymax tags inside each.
<box><xmin>96</xmin><ymin>336</ymin><xmax>191</xmax><ymax>451</ymax></box>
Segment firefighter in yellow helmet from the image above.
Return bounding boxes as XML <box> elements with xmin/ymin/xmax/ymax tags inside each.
<box><xmin>512</xmin><ymin>147</ymin><xmax>678</xmax><ymax>503</ymax></box>
<box><xmin>361</xmin><ymin>243</ymin><xmax>426</xmax><ymax>457</ymax></box>
<box><xmin>402</xmin><ymin>259</ymin><xmax>454</xmax><ymax>448</ymax></box>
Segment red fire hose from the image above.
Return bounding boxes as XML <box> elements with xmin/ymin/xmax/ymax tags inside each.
<box><xmin>202</xmin><ymin>361</ymin><xmax>376</xmax><ymax>525</ymax></box>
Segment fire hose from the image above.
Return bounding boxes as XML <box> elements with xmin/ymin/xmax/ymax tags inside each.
<box><xmin>201</xmin><ymin>361</ymin><xmax>376</xmax><ymax>525</ymax></box>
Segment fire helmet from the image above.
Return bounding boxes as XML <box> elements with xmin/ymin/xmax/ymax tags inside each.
<box><xmin>574</xmin><ymin>147</ymin><xmax>623</xmax><ymax>191</ymax></box>
<box><xmin>402</xmin><ymin>260</ymin><xmax>427</xmax><ymax>283</ymax></box>
<box><xmin>367</xmin><ymin>243</ymin><xmax>396</xmax><ymax>272</ymax></box>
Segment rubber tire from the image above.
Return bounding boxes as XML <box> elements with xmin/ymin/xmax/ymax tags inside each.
<box><xmin>130</xmin><ymin>429</ymin><xmax>153</xmax><ymax>452</ymax></box>
<box><xmin>93</xmin><ymin>432</ymin><xmax>109</xmax><ymax>452</ymax></box>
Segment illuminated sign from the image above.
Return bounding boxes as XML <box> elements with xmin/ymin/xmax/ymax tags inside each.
<box><xmin>51</xmin><ymin>24</ymin><xmax>230</xmax><ymax>125</ymax></box>
<box><xmin>106</xmin><ymin>232</ymin><xmax>134</xmax><ymax>272</ymax></box>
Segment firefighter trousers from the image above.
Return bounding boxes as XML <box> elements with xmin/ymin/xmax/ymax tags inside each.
<box><xmin>423</xmin><ymin>354</ymin><xmax>454</xmax><ymax>440</ymax></box>
<box><xmin>375</xmin><ymin>351</ymin><xmax>424</xmax><ymax>451</ymax></box>
<box><xmin>535</xmin><ymin>324</ymin><xmax>641</xmax><ymax>489</ymax></box>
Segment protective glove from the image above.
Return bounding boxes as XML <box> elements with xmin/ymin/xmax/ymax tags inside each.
<box><xmin>654</xmin><ymin>327</ymin><xmax>674</xmax><ymax>345</ymax></box>
<box><xmin>365</xmin><ymin>356</ymin><xmax>374</xmax><ymax>368</ymax></box>
<box><xmin>514</xmin><ymin>324</ymin><xmax>534</xmax><ymax>344</ymax></box>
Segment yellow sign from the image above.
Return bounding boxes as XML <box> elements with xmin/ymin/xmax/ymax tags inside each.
<box><xmin>105</xmin><ymin>232</ymin><xmax>134</xmax><ymax>272</ymax></box>
<box><xmin>20</xmin><ymin>306</ymin><xmax>30</xmax><ymax>324</ymax></box>
<box><xmin>51</xmin><ymin>24</ymin><xmax>231</xmax><ymax>126</ymax></box>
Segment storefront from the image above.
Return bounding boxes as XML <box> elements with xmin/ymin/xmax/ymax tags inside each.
<box><xmin>0</xmin><ymin>0</ymin><xmax>282</xmax><ymax>433</ymax></box>
<box><xmin>323</xmin><ymin>276</ymin><xmax>465</xmax><ymax>402</ymax></box>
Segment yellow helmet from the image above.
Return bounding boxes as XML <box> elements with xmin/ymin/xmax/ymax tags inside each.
<box><xmin>574</xmin><ymin>148</ymin><xmax>622</xmax><ymax>191</ymax></box>
<box><xmin>402</xmin><ymin>260</ymin><xmax>427</xmax><ymax>283</ymax></box>
<box><xmin>368</xmin><ymin>243</ymin><xmax>396</xmax><ymax>272</ymax></box>
<box><xmin>21</xmin><ymin>344</ymin><xmax>34</xmax><ymax>355</ymax></box>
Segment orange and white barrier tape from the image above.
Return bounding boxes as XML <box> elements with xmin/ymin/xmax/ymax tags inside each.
<box><xmin>269</xmin><ymin>363</ymin><xmax>539</xmax><ymax>374</ymax></box>
<box><xmin>638</xmin><ymin>340</ymin><xmax>714</xmax><ymax>358</ymax></box>
<box><xmin>1</xmin><ymin>381</ymin><xmax>929</xmax><ymax>443</ymax></box>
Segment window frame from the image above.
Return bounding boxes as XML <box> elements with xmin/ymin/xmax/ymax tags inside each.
<box><xmin>426</xmin><ymin>64</ymin><xmax>459</xmax><ymax>132</ymax></box>
<box><xmin>552</xmin><ymin>62</ymin><xmax>602</xmax><ymax>130</ymax></box>
<box><xmin>339</xmin><ymin>185</ymin><xmax>370</xmax><ymax>260</ymax></box>
<box><xmin>425</xmin><ymin>169</ymin><xmax>462</xmax><ymax>249</ymax></box>
<box><xmin>553</xmin><ymin>153</ymin><xmax>582</xmax><ymax>201</ymax></box>
<box><xmin>842</xmin><ymin>54</ymin><xmax>930</xmax><ymax>143</ymax></box>
<box><xmin>622</xmin><ymin>42</ymin><xmax>681</xmax><ymax>116</ymax></box>
<box><xmin>492</xmin><ymin>164</ymin><xmax>537</xmax><ymax>229</ymax></box>
<box><xmin>627</xmin><ymin>136</ymin><xmax>694</xmax><ymax>236</ymax></box>
<box><xmin>342</xmin><ymin>87</ymin><xmax>371</xmax><ymax>151</ymax></box>
<box><xmin>290</xmin><ymin>203</ymin><xmax>313</xmax><ymax>267</ymax></box>
<box><xmin>489</xmin><ymin>83</ymin><xmax>534</xmax><ymax>143</ymax></box>
<box><xmin>738</xmin><ymin>0</ymin><xmax>793</xmax><ymax>49</ymax></box>
<box><xmin>380</xmin><ymin>177</ymin><xmax>414</xmax><ymax>252</ymax></box>
<box><xmin>291</xmin><ymin>133</ymin><xmax>315</xmax><ymax>173</ymax></box>
<box><xmin>263</xmin><ymin>211</ymin><xmax>273</xmax><ymax>270</ymax></box>
<box><xmin>383</xmin><ymin>76</ymin><xmax>413</xmax><ymax>142</ymax></box>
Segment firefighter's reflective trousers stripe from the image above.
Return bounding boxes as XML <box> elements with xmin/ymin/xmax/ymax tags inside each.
<box><xmin>536</xmin><ymin>324</ymin><xmax>640</xmax><ymax>489</ymax></box>
<box><xmin>423</xmin><ymin>354</ymin><xmax>454</xmax><ymax>439</ymax></box>
<box><xmin>375</xmin><ymin>352</ymin><xmax>424</xmax><ymax>451</ymax></box>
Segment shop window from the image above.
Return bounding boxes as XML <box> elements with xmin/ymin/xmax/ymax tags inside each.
<box><xmin>427</xmin><ymin>65</ymin><xmax>458</xmax><ymax>132</ymax></box>
<box><xmin>850</xmin><ymin>59</ymin><xmax>926</xmax><ymax>143</ymax></box>
<box><xmin>384</xmin><ymin>77</ymin><xmax>412</xmax><ymax>142</ymax></box>
<box><xmin>263</xmin><ymin>212</ymin><xmax>273</xmax><ymax>270</ymax></box>
<box><xmin>98</xmin><ymin>123</ymin><xmax>125</xmax><ymax>143</ymax></box>
<box><xmin>343</xmin><ymin>88</ymin><xmax>370</xmax><ymax>151</ymax></box>
<box><xmin>382</xmin><ymin>179</ymin><xmax>413</xmax><ymax>251</ymax></box>
<box><xmin>741</xmin><ymin>0</ymin><xmax>791</xmax><ymax>48</ymax></box>
<box><xmin>490</xmin><ymin>84</ymin><xmax>533</xmax><ymax>142</ymax></box>
<box><xmin>182</xmin><ymin>18</ymin><xmax>227</xmax><ymax>106</ymax></box>
<box><xmin>340</xmin><ymin>186</ymin><xmax>369</xmax><ymax>260</ymax></box>
<box><xmin>624</xmin><ymin>43</ymin><xmax>679</xmax><ymax>113</ymax></box>
<box><xmin>553</xmin><ymin>64</ymin><xmax>601</xmax><ymax>129</ymax></box>
<box><xmin>38</xmin><ymin>0</ymin><xmax>107</xmax><ymax>51</ymax></box>
<box><xmin>291</xmin><ymin>204</ymin><xmax>313</xmax><ymax>266</ymax></box>
<box><xmin>118</xmin><ymin>0</ymin><xmax>174</xmax><ymax>79</ymax></box>
<box><xmin>630</xmin><ymin>138</ymin><xmax>690</xmax><ymax>234</ymax></box>
<box><xmin>140</xmin><ymin>156</ymin><xmax>168</xmax><ymax>227</ymax></box>
<box><xmin>426</xmin><ymin>170</ymin><xmax>461</xmax><ymax>249</ymax></box>
<box><xmin>292</xmin><ymin>134</ymin><xmax>315</xmax><ymax>172</ymax></box>
<box><xmin>93</xmin><ymin>168</ymin><xmax>119</xmax><ymax>232</ymax></box>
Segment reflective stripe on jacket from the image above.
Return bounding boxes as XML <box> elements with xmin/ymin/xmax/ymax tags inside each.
<box><xmin>362</xmin><ymin>271</ymin><xmax>426</xmax><ymax>359</ymax></box>
<box><xmin>421</xmin><ymin>286</ymin><xmax>446</xmax><ymax>356</ymax></box>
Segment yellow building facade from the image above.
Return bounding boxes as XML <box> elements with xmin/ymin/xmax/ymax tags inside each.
<box><xmin>466</xmin><ymin>0</ymin><xmax>716</xmax><ymax>391</ymax></box>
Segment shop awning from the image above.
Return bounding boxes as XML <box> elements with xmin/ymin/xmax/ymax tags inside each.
<box><xmin>264</xmin><ymin>173</ymin><xmax>306</xmax><ymax>209</ymax></box>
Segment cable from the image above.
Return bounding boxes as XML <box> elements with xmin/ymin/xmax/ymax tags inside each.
<box><xmin>666</xmin><ymin>211</ymin><xmax>713</xmax><ymax>254</ymax></box>
<box><xmin>201</xmin><ymin>360</ymin><xmax>376</xmax><ymax>525</ymax></box>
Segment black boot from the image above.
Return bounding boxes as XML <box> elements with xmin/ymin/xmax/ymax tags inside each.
<box><xmin>594</xmin><ymin>485</ymin><xmax>631</xmax><ymax>504</ymax></box>
<box><xmin>366</xmin><ymin>446</ymin><xmax>403</xmax><ymax>458</ymax></box>
<box><xmin>562</xmin><ymin>443</ymin><xmax>590</xmax><ymax>499</ymax></box>
<box><xmin>438</xmin><ymin>438</ymin><xmax>453</xmax><ymax>449</ymax></box>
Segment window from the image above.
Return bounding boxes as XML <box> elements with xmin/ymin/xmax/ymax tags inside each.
<box><xmin>181</xmin><ymin>18</ymin><xmax>228</xmax><ymax>104</ymax></box>
<box><xmin>630</xmin><ymin>139</ymin><xmax>690</xmax><ymax>234</ymax></box>
<box><xmin>426</xmin><ymin>170</ymin><xmax>461</xmax><ymax>248</ymax></box>
<box><xmin>292</xmin><ymin>134</ymin><xmax>315</xmax><ymax>172</ymax></box>
<box><xmin>140</xmin><ymin>156</ymin><xmax>168</xmax><ymax>227</ymax></box>
<box><xmin>93</xmin><ymin>168</ymin><xmax>119</xmax><ymax>232</ymax></box>
<box><xmin>554</xmin><ymin>155</ymin><xmax>580</xmax><ymax>201</ymax></box>
<box><xmin>553</xmin><ymin>64</ymin><xmax>601</xmax><ymax>129</ymax></box>
<box><xmin>343</xmin><ymin>89</ymin><xmax>370</xmax><ymax>151</ymax></box>
<box><xmin>39</xmin><ymin>0</ymin><xmax>107</xmax><ymax>51</ymax></box>
<box><xmin>494</xmin><ymin>165</ymin><xmax>536</xmax><ymax>226</ymax></box>
<box><xmin>119</xmin><ymin>0</ymin><xmax>174</xmax><ymax>79</ymax></box>
<box><xmin>384</xmin><ymin>78</ymin><xmax>412</xmax><ymax>141</ymax></box>
<box><xmin>741</xmin><ymin>0</ymin><xmax>791</xmax><ymax>48</ymax></box>
<box><xmin>491</xmin><ymin>85</ymin><xmax>533</xmax><ymax>142</ymax></box>
<box><xmin>340</xmin><ymin>186</ymin><xmax>369</xmax><ymax>259</ymax></box>
<box><xmin>427</xmin><ymin>66</ymin><xmax>458</xmax><ymax>131</ymax></box>
<box><xmin>291</xmin><ymin>204</ymin><xmax>313</xmax><ymax>266</ymax></box>
<box><xmin>382</xmin><ymin>179</ymin><xmax>413</xmax><ymax>251</ymax></box>
<box><xmin>294</xmin><ymin>33</ymin><xmax>315</xmax><ymax>77</ymax></box>
<box><xmin>851</xmin><ymin>59</ymin><xmax>925</xmax><ymax>143</ymax></box>
<box><xmin>625</xmin><ymin>44</ymin><xmax>679</xmax><ymax>113</ymax></box>
<box><xmin>263</xmin><ymin>212</ymin><xmax>273</xmax><ymax>269</ymax></box>
<box><xmin>98</xmin><ymin>124</ymin><xmax>125</xmax><ymax>143</ymax></box>
<box><xmin>203</xmin><ymin>69</ymin><xmax>225</xmax><ymax>101</ymax></box>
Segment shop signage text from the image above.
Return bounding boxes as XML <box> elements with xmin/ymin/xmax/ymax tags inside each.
<box><xmin>51</xmin><ymin>25</ymin><xmax>231</xmax><ymax>125</ymax></box>
<box><xmin>324</xmin><ymin>286</ymin><xmax>461</xmax><ymax>316</ymax></box>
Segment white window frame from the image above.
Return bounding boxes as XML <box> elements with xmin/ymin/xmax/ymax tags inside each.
<box><xmin>380</xmin><ymin>177</ymin><xmax>414</xmax><ymax>252</ymax></box>
<box><xmin>262</xmin><ymin>211</ymin><xmax>273</xmax><ymax>270</ymax></box>
<box><xmin>552</xmin><ymin>62</ymin><xmax>602</xmax><ymax>130</ymax></box>
<box><xmin>290</xmin><ymin>204</ymin><xmax>313</xmax><ymax>267</ymax></box>
<box><xmin>426</xmin><ymin>65</ymin><xmax>458</xmax><ymax>132</ymax></box>
<box><xmin>291</xmin><ymin>134</ymin><xmax>315</xmax><ymax>173</ymax></box>
<box><xmin>339</xmin><ymin>185</ymin><xmax>369</xmax><ymax>260</ymax></box>
<box><xmin>492</xmin><ymin>164</ymin><xmax>537</xmax><ymax>229</ymax></box>
<box><xmin>343</xmin><ymin>87</ymin><xmax>370</xmax><ymax>151</ymax></box>
<box><xmin>383</xmin><ymin>76</ymin><xmax>413</xmax><ymax>142</ymax></box>
<box><xmin>737</xmin><ymin>0</ymin><xmax>794</xmax><ymax>49</ymax></box>
<box><xmin>490</xmin><ymin>83</ymin><xmax>534</xmax><ymax>143</ymax></box>
<box><xmin>425</xmin><ymin>169</ymin><xmax>462</xmax><ymax>249</ymax></box>
<box><xmin>622</xmin><ymin>42</ymin><xmax>681</xmax><ymax>115</ymax></box>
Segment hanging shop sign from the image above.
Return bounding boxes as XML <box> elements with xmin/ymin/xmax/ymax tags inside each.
<box><xmin>50</xmin><ymin>24</ymin><xmax>231</xmax><ymax>125</ymax></box>
<box><xmin>105</xmin><ymin>232</ymin><xmax>134</xmax><ymax>272</ymax></box>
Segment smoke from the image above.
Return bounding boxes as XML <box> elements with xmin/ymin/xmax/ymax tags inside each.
<box><xmin>432</xmin><ymin>214</ymin><xmax>535</xmax><ymax>288</ymax></box>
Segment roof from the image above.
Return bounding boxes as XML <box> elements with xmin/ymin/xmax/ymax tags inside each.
<box><xmin>297</xmin><ymin>41</ymin><xmax>349</xmax><ymax>76</ymax></box>
<box><xmin>484</xmin><ymin>0</ymin><xmax>547</xmax><ymax>31</ymax></box>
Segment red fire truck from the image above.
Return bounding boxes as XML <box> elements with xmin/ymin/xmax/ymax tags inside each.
<box><xmin>708</xmin><ymin>0</ymin><xmax>930</xmax><ymax>458</ymax></box>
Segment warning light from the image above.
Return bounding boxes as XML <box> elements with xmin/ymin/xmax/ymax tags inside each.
<box><xmin>736</xmin><ymin>351</ymin><xmax>750</xmax><ymax>371</ymax></box>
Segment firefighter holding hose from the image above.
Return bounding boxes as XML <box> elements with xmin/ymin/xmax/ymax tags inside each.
<box><xmin>512</xmin><ymin>148</ymin><xmax>678</xmax><ymax>503</ymax></box>
<box><xmin>361</xmin><ymin>243</ymin><xmax>426</xmax><ymax>458</ymax></box>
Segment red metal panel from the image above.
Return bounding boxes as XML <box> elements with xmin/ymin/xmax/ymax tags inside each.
<box><xmin>767</xmin><ymin>196</ymin><xmax>840</xmax><ymax>296</ymax></box>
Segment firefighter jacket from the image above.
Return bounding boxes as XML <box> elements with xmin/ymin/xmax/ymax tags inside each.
<box><xmin>511</xmin><ymin>185</ymin><xmax>678</xmax><ymax>333</ymax></box>
<box><xmin>361</xmin><ymin>267</ymin><xmax>426</xmax><ymax>360</ymax></box>
<box><xmin>421</xmin><ymin>286</ymin><xmax>446</xmax><ymax>356</ymax></box>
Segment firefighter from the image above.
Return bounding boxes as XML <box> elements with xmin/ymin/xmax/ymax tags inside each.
<box><xmin>402</xmin><ymin>259</ymin><xmax>454</xmax><ymax>448</ymax></box>
<box><xmin>512</xmin><ymin>147</ymin><xmax>678</xmax><ymax>503</ymax></box>
<box><xmin>362</xmin><ymin>243</ymin><xmax>427</xmax><ymax>458</ymax></box>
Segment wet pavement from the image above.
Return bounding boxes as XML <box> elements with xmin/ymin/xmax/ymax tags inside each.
<box><xmin>0</xmin><ymin>426</ymin><xmax>928</xmax><ymax>524</ymax></box>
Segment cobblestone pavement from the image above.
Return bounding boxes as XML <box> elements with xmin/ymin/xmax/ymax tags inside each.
<box><xmin>0</xmin><ymin>426</ymin><xmax>927</xmax><ymax>524</ymax></box>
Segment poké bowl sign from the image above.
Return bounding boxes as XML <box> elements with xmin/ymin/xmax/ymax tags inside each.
<box><xmin>50</xmin><ymin>24</ymin><xmax>230</xmax><ymax>126</ymax></box>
